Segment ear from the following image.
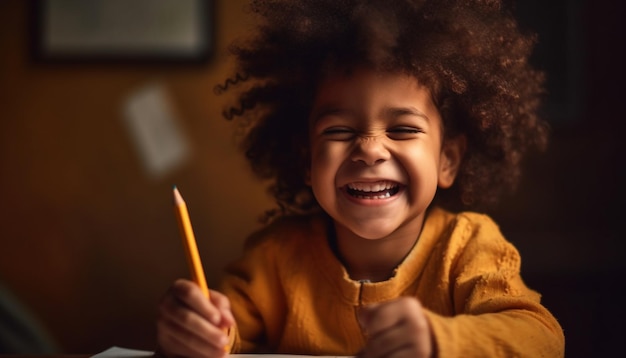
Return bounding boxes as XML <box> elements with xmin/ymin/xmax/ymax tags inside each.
<box><xmin>438</xmin><ymin>135</ymin><xmax>466</xmax><ymax>189</ymax></box>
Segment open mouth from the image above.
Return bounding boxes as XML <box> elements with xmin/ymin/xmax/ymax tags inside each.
<box><xmin>345</xmin><ymin>181</ymin><xmax>401</xmax><ymax>199</ymax></box>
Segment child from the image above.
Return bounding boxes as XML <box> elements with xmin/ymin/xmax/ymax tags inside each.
<box><xmin>156</xmin><ymin>0</ymin><xmax>565</xmax><ymax>357</ymax></box>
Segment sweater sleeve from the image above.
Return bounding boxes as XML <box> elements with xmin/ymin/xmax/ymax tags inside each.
<box><xmin>219</xmin><ymin>232</ymin><xmax>289</xmax><ymax>354</ymax></box>
<box><xmin>425</xmin><ymin>212</ymin><xmax>565</xmax><ymax>357</ymax></box>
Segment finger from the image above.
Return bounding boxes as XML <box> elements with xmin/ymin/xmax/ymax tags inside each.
<box><xmin>358</xmin><ymin>298</ymin><xmax>433</xmax><ymax>358</ymax></box>
<box><xmin>157</xmin><ymin>317</ymin><xmax>228</xmax><ymax>358</ymax></box>
<box><xmin>157</xmin><ymin>313</ymin><xmax>229</xmax><ymax>356</ymax></box>
<box><xmin>360</xmin><ymin>297</ymin><xmax>426</xmax><ymax>337</ymax></box>
<box><xmin>358</xmin><ymin>301</ymin><xmax>395</xmax><ymax>337</ymax></box>
<box><xmin>360</xmin><ymin>321</ymin><xmax>432</xmax><ymax>358</ymax></box>
<box><xmin>158</xmin><ymin>287</ymin><xmax>230</xmax><ymax>351</ymax></box>
<box><xmin>171</xmin><ymin>279</ymin><xmax>223</xmax><ymax>325</ymax></box>
<box><xmin>208</xmin><ymin>289</ymin><xmax>236</xmax><ymax>328</ymax></box>
<box><xmin>360</xmin><ymin>323</ymin><xmax>412</xmax><ymax>358</ymax></box>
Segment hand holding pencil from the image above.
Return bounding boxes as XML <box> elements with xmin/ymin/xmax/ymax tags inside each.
<box><xmin>155</xmin><ymin>187</ymin><xmax>234</xmax><ymax>358</ymax></box>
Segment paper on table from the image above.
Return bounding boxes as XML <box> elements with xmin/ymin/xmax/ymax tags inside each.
<box><xmin>91</xmin><ymin>346</ymin><xmax>153</xmax><ymax>357</ymax></box>
<box><xmin>91</xmin><ymin>346</ymin><xmax>353</xmax><ymax>358</ymax></box>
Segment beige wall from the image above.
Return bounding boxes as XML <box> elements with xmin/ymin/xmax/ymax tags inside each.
<box><xmin>0</xmin><ymin>0</ymin><xmax>272</xmax><ymax>353</ymax></box>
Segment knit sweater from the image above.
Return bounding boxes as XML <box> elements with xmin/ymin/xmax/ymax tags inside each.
<box><xmin>220</xmin><ymin>207</ymin><xmax>565</xmax><ymax>357</ymax></box>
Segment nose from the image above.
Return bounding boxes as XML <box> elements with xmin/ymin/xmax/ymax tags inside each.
<box><xmin>351</xmin><ymin>136</ymin><xmax>391</xmax><ymax>166</ymax></box>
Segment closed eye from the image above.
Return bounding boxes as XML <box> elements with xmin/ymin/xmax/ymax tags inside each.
<box><xmin>387</xmin><ymin>126</ymin><xmax>422</xmax><ymax>140</ymax></box>
<box><xmin>322</xmin><ymin>127</ymin><xmax>355</xmax><ymax>140</ymax></box>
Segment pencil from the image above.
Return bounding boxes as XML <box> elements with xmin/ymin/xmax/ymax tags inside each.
<box><xmin>172</xmin><ymin>186</ymin><xmax>209</xmax><ymax>298</ymax></box>
<box><xmin>172</xmin><ymin>186</ymin><xmax>231</xmax><ymax>352</ymax></box>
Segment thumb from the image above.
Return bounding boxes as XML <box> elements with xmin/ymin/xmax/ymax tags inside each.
<box><xmin>356</xmin><ymin>302</ymin><xmax>380</xmax><ymax>330</ymax></box>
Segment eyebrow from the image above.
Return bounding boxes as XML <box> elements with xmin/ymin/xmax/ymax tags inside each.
<box><xmin>309</xmin><ymin>105</ymin><xmax>349</xmax><ymax>123</ymax></box>
<box><xmin>309</xmin><ymin>105</ymin><xmax>431</xmax><ymax>124</ymax></box>
<box><xmin>382</xmin><ymin>106</ymin><xmax>431</xmax><ymax>121</ymax></box>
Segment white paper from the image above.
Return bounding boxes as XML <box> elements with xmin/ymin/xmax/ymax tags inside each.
<box><xmin>91</xmin><ymin>346</ymin><xmax>153</xmax><ymax>357</ymax></box>
<box><xmin>123</xmin><ymin>82</ymin><xmax>190</xmax><ymax>179</ymax></box>
<box><xmin>92</xmin><ymin>346</ymin><xmax>353</xmax><ymax>357</ymax></box>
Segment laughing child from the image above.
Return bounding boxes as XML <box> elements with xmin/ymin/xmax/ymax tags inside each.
<box><xmin>156</xmin><ymin>0</ymin><xmax>565</xmax><ymax>357</ymax></box>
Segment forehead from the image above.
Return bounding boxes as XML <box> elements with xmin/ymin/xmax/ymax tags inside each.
<box><xmin>311</xmin><ymin>66</ymin><xmax>439</xmax><ymax>120</ymax></box>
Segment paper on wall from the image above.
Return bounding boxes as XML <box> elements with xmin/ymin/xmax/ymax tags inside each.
<box><xmin>122</xmin><ymin>82</ymin><xmax>190</xmax><ymax>179</ymax></box>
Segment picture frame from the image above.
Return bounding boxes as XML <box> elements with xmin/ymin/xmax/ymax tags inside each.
<box><xmin>31</xmin><ymin>0</ymin><xmax>214</xmax><ymax>64</ymax></box>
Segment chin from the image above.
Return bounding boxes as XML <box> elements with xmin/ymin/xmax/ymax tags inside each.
<box><xmin>346</xmin><ymin>222</ymin><xmax>399</xmax><ymax>240</ymax></box>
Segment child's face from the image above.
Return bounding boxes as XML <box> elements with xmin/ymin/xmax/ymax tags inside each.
<box><xmin>307</xmin><ymin>67</ymin><xmax>460</xmax><ymax>240</ymax></box>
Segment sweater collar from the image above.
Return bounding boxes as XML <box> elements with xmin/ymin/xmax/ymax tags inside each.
<box><xmin>311</xmin><ymin>207</ymin><xmax>449</xmax><ymax>306</ymax></box>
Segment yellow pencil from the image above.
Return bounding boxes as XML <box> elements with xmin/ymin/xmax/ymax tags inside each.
<box><xmin>173</xmin><ymin>186</ymin><xmax>231</xmax><ymax>352</ymax></box>
<box><xmin>172</xmin><ymin>186</ymin><xmax>209</xmax><ymax>298</ymax></box>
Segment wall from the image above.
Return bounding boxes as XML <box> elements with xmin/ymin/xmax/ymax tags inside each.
<box><xmin>0</xmin><ymin>0</ymin><xmax>272</xmax><ymax>353</ymax></box>
<box><xmin>0</xmin><ymin>0</ymin><xmax>624</xmax><ymax>356</ymax></box>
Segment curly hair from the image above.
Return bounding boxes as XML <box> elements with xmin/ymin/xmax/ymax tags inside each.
<box><xmin>216</xmin><ymin>0</ymin><xmax>548</xmax><ymax>220</ymax></box>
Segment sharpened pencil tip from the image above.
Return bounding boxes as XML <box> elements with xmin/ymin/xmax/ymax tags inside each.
<box><xmin>172</xmin><ymin>185</ymin><xmax>183</xmax><ymax>205</ymax></box>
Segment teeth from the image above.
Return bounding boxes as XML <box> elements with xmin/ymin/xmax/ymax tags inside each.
<box><xmin>345</xmin><ymin>181</ymin><xmax>400</xmax><ymax>200</ymax></box>
<box><xmin>347</xmin><ymin>181</ymin><xmax>397</xmax><ymax>193</ymax></box>
<box><xmin>352</xmin><ymin>192</ymin><xmax>392</xmax><ymax>199</ymax></box>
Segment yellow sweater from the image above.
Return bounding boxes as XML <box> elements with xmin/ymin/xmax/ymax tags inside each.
<box><xmin>220</xmin><ymin>207</ymin><xmax>565</xmax><ymax>357</ymax></box>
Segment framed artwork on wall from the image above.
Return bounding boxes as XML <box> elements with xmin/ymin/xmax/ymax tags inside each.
<box><xmin>31</xmin><ymin>0</ymin><xmax>214</xmax><ymax>64</ymax></box>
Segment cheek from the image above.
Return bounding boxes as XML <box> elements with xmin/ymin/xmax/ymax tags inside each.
<box><xmin>309</xmin><ymin>151</ymin><xmax>324</xmax><ymax>181</ymax></box>
<box><xmin>310</xmin><ymin>142</ymin><xmax>343</xmax><ymax>172</ymax></box>
<box><xmin>309</xmin><ymin>143</ymin><xmax>344</xmax><ymax>196</ymax></box>
<box><xmin>400</xmin><ymin>147</ymin><xmax>440</xmax><ymax>187</ymax></box>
